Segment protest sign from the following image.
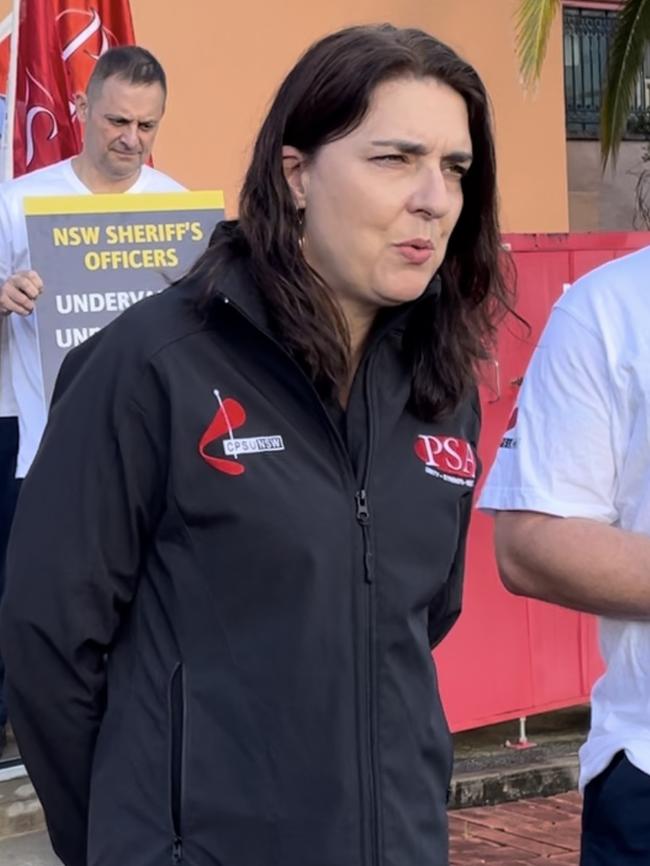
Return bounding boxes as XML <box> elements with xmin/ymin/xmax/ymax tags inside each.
<box><xmin>24</xmin><ymin>190</ymin><xmax>224</xmax><ymax>406</ymax></box>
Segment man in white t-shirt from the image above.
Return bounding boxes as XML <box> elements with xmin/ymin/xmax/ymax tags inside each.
<box><xmin>479</xmin><ymin>248</ymin><xmax>650</xmax><ymax>865</ymax></box>
<box><xmin>0</xmin><ymin>44</ymin><xmax>184</xmax><ymax>755</ymax></box>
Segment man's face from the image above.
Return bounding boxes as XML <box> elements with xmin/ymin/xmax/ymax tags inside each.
<box><xmin>76</xmin><ymin>76</ymin><xmax>166</xmax><ymax>181</ymax></box>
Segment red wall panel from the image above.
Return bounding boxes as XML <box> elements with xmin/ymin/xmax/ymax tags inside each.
<box><xmin>437</xmin><ymin>232</ymin><xmax>650</xmax><ymax>731</ymax></box>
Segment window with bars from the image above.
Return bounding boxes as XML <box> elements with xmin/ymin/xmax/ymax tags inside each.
<box><xmin>564</xmin><ymin>5</ymin><xmax>650</xmax><ymax>138</ymax></box>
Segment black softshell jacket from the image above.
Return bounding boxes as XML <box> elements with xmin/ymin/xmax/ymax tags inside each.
<box><xmin>1</xmin><ymin>248</ymin><xmax>481</xmax><ymax>866</ymax></box>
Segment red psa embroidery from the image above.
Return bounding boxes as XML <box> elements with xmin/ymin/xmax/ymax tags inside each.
<box><xmin>414</xmin><ymin>435</ymin><xmax>477</xmax><ymax>487</ymax></box>
<box><xmin>199</xmin><ymin>397</ymin><xmax>247</xmax><ymax>476</ymax></box>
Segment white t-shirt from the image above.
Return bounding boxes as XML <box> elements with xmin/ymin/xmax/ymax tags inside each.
<box><xmin>0</xmin><ymin>157</ymin><xmax>185</xmax><ymax>477</ymax></box>
<box><xmin>479</xmin><ymin>245</ymin><xmax>650</xmax><ymax>791</ymax></box>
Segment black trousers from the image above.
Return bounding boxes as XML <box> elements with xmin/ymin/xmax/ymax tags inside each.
<box><xmin>0</xmin><ymin>416</ymin><xmax>21</xmax><ymax>730</ymax></box>
<box><xmin>581</xmin><ymin>751</ymin><xmax>650</xmax><ymax>865</ymax></box>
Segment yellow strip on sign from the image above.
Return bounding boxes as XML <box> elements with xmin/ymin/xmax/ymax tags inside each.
<box><xmin>23</xmin><ymin>190</ymin><xmax>225</xmax><ymax>216</ymax></box>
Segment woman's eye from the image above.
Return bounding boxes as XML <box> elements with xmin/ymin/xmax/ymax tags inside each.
<box><xmin>446</xmin><ymin>164</ymin><xmax>468</xmax><ymax>178</ymax></box>
<box><xmin>372</xmin><ymin>154</ymin><xmax>407</xmax><ymax>164</ymax></box>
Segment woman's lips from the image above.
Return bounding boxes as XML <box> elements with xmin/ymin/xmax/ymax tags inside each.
<box><xmin>394</xmin><ymin>243</ymin><xmax>434</xmax><ymax>265</ymax></box>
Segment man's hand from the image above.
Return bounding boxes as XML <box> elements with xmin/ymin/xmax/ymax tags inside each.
<box><xmin>0</xmin><ymin>271</ymin><xmax>43</xmax><ymax>316</ymax></box>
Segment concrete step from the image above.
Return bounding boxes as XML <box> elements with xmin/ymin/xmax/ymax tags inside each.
<box><xmin>449</xmin><ymin>755</ymin><xmax>579</xmax><ymax>809</ymax></box>
<box><xmin>448</xmin><ymin>706</ymin><xmax>588</xmax><ymax>809</ymax></box>
<box><xmin>0</xmin><ymin>771</ymin><xmax>45</xmax><ymax>840</ymax></box>
<box><xmin>0</xmin><ymin>829</ymin><xmax>59</xmax><ymax>865</ymax></box>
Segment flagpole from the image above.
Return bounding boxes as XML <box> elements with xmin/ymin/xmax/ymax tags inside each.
<box><xmin>3</xmin><ymin>0</ymin><xmax>20</xmax><ymax>180</ymax></box>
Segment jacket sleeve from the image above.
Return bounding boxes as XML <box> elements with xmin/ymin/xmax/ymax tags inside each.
<box><xmin>428</xmin><ymin>389</ymin><xmax>481</xmax><ymax>649</ymax></box>
<box><xmin>0</xmin><ymin>329</ymin><xmax>169</xmax><ymax>866</ymax></box>
<box><xmin>427</xmin><ymin>488</ymin><xmax>474</xmax><ymax>649</ymax></box>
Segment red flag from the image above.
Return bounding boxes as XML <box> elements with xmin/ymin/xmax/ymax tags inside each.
<box><xmin>12</xmin><ymin>0</ymin><xmax>136</xmax><ymax>178</ymax></box>
<box><xmin>0</xmin><ymin>33</ymin><xmax>8</xmax><ymax>99</ymax></box>
<box><xmin>57</xmin><ymin>2</ymin><xmax>135</xmax><ymax>99</ymax></box>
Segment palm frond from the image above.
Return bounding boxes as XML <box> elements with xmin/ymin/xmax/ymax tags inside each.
<box><xmin>601</xmin><ymin>0</ymin><xmax>650</xmax><ymax>166</ymax></box>
<box><xmin>515</xmin><ymin>0</ymin><xmax>563</xmax><ymax>87</ymax></box>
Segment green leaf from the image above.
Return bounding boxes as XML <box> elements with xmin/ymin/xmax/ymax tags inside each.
<box><xmin>601</xmin><ymin>0</ymin><xmax>650</xmax><ymax>166</ymax></box>
<box><xmin>515</xmin><ymin>0</ymin><xmax>562</xmax><ymax>87</ymax></box>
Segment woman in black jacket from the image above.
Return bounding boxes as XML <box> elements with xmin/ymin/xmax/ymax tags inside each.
<box><xmin>2</xmin><ymin>24</ymin><xmax>512</xmax><ymax>866</ymax></box>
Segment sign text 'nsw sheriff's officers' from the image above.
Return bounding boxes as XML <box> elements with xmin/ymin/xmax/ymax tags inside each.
<box><xmin>51</xmin><ymin>220</ymin><xmax>205</xmax><ymax>270</ymax></box>
<box><xmin>25</xmin><ymin>190</ymin><xmax>225</xmax><ymax>408</ymax></box>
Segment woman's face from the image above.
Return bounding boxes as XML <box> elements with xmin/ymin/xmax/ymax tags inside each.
<box><xmin>283</xmin><ymin>76</ymin><xmax>472</xmax><ymax>324</ymax></box>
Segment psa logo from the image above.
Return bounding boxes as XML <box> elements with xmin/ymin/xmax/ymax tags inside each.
<box><xmin>414</xmin><ymin>435</ymin><xmax>477</xmax><ymax>488</ymax></box>
<box><xmin>199</xmin><ymin>390</ymin><xmax>285</xmax><ymax>476</ymax></box>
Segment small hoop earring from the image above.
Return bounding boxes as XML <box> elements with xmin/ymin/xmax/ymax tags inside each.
<box><xmin>297</xmin><ymin>208</ymin><xmax>305</xmax><ymax>249</ymax></box>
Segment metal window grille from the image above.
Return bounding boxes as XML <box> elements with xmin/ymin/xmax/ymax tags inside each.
<box><xmin>564</xmin><ymin>6</ymin><xmax>650</xmax><ymax>139</ymax></box>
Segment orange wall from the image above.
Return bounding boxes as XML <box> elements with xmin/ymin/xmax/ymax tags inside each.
<box><xmin>428</xmin><ymin>2</ymin><xmax>568</xmax><ymax>232</ymax></box>
<box><xmin>131</xmin><ymin>0</ymin><xmax>568</xmax><ymax>232</ymax></box>
<box><xmin>3</xmin><ymin>0</ymin><xmax>569</xmax><ymax>232</ymax></box>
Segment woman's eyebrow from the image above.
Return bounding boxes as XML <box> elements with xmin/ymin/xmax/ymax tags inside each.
<box><xmin>370</xmin><ymin>140</ymin><xmax>473</xmax><ymax>163</ymax></box>
<box><xmin>370</xmin><ymin>139</ymin><xmax>428</xmax><ymax>156</ymax></box>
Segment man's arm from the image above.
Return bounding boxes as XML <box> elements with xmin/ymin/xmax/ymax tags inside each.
<box><xmin>495</xmin><ymin>511</ymin><xmax>650</xmax><ymax>619</ymax></box>
<box><xmin>478</xmin><ymin>283</ymin><xmax>650</xmax><ymax>617</ymax></box>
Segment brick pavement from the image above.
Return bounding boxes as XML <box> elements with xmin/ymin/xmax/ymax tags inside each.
<box><xmin>449</xmin><ymin>791</ymin><xmax>582</xmax><ymax>865</ymax></box>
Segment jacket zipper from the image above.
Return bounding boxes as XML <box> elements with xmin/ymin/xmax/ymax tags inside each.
<box><xmin>355</xmin><ymin>485</ymin><xmax>379</xmax><ymax>866</ymax></box>
<box><xmin>218</xmin><ymin>292</ymin><xmax>381</xmax><ymax>866</ymax></box>
<box><xmin>359</xmin><ymin>355</ymin><xmax>380</xmax><ymax>866</ymax></box>
<box><xmin>169</xmin><ymin>663</ymin><xmax>186</xmax><ymax>864</ymax></box>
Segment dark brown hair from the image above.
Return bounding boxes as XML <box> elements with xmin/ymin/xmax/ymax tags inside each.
<box><xmin>193</xmin><ymin>24</ymin><xmax>514</xmax><ymax>419</ymax></box>
<box><xmin>87</xmin><ymin>46</ymin><xmax>167</xmax><ymax>99</ymax></box>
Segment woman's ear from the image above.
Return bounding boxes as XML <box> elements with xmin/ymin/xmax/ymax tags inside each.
<box><xmin>282</xmin><ymin>146</ymin><xmax>308</xmax><ymax>209</ymax></box>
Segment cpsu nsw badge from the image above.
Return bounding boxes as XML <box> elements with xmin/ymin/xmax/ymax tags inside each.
<box><xmin>199</xmin><ymin>390</ymin><xmax>285</xmax><ymax>476</ymax></box>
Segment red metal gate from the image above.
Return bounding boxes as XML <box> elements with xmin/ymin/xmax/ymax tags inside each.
<box><xmin>436</xmin><ymin>232</ymin><xmax>650</xmax><ymax>732</ymax></box>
